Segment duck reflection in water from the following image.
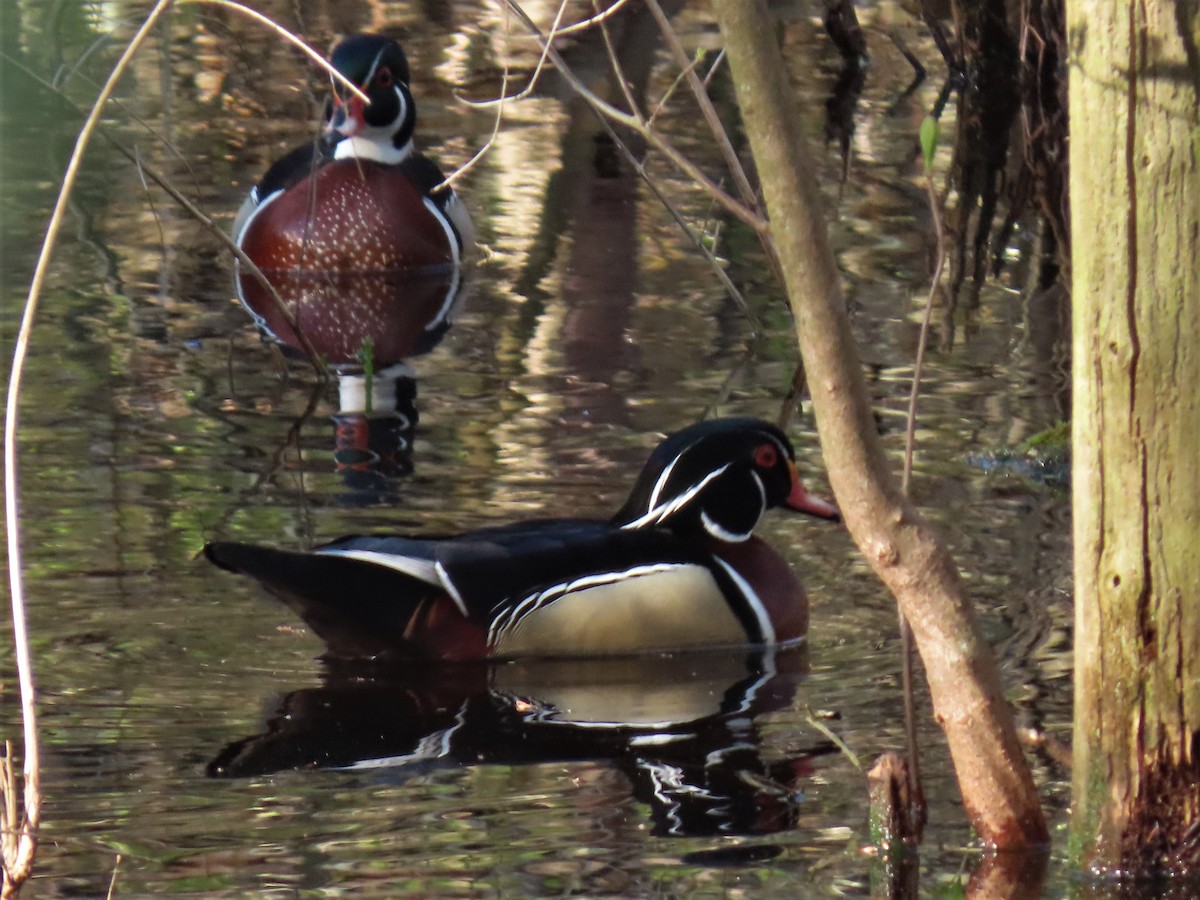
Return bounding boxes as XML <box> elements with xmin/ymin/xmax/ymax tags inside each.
<box><xmin>330</xmin><ymin>363</ymin><xmax>419</xmax><ymax>500</ymax></box>
<box><xmin>208</xmin><ymin>647</ymin><xmax>835</xmax><ymax>838</ymax></box>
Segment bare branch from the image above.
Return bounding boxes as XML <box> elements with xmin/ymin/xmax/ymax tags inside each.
<box><xmin>646</xmin><ymin>1</ymin><xmax>759</xmax><ymax>215</ymax></box>
<box><xmin>5</xmin><ymin>3</ymin><xmax>179</xmax><ymax>892</ymax></box>
<box><xmin>553</xmin><ymin>0</ymin><xmax>638</xmax><ymax>37</ymax></box>
<box><xmin>3</xmin><ymin>51</ymin><xmax>328</xmax><ymax>377</ymax></box>
<box><xmin>456</xmin><ymin>0</ymin><xmax>570</xmax><ymax>109</ymax></box>
<box><xmin>504</xmin><ymin>0</ymin><xmax>767</xmax><ymax>233</ymax></box>
<box><xmin>591</xmin><ymin>0</ymin><xmax>644</xmax><ymax>120</ymax></box>
<box><xmin>436</xmin><ymin>2</ymin><xmax>515</xmax><ymax>192</ymax></box>
<box><xmin>177</xmin><ymin>0</ymin><xmax>369</xmax><ymax>104</ymax></box>
<box><xmin>645</xmin><ymin>1</ymin><xmax>785</xmax><ymax>282</ymax></box>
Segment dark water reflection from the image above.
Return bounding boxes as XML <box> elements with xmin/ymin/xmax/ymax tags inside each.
<box><xmin>210</xmin><ymin>649</ymin><xmax>829</xmax><ymax>839</ymax></box>
<box><xmin>0</xmin><ymin>0</ymin><xmax>1075</xmax><ymax>896</ymax></box>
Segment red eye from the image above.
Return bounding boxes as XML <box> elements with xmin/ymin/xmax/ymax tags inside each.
<box><xmin>754</xmin><ymin>443</ymin><xmax>779</xmax><ymax>468</ymax></box>
<box><xmin>377</xmin><ymin>67</ymin><xmax>393</xmax><ymax>88</ymax></box>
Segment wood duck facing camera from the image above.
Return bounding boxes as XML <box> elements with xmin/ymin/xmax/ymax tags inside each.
<box><xmin>205</xmin><ymin>418</ymin><xmax>840</xmax><ymax>661</ymax></box>
<box><xmin>233</xmin><ymin>34</ymin><xmax>473</xmax><ymax>367</ymax></box>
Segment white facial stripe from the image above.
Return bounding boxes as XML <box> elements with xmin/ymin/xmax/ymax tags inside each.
<box><xmin>646</xmin><ymin>450</ymin><xmax>683</xmax><ymax>511</ymax></box>
<box><xmin>711</xmin><ymin>554</ymin><xmax>775</xmax><ymax>645</ymax></box>
<box><xmin>487</xmin><ymin>563</ymin><xmax>692</xmax><ymax>645</ymax></box>
<box><xmin>333</xmin><ymin>85</ymin><xmax>412</xmax><ymax>162</ymax></box>
<box><xmin>363</xmin><ymin>45</ymin><xmax>390</xmax><ymax>88</ymax></box>
<box><xmin>394</xmin><ymin>86</ymin><xmax>408</xmax><ymax>132</ymax></box>
<box><xmin>620</xmin><ymin>463</ymin><xmax>731</xmax><ymax>531</ymax></box>
<box><xmin>700</xmin><ymin>508</ymin><xmax>752</xmax><ymax>543</ymax></box>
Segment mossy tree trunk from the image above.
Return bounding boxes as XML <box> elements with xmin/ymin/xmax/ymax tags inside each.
<box><xmin>1068</xmin><ymin>0</ymin><xmax>1200</xmax><ymax>876</ymax></box>
<box><xmin>712</xmin><ymin>0</ymin><xmax>1047</xmax><ymax>847</ymax></box>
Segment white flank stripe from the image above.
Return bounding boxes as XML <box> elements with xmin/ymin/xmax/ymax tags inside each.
<box><xmin>421</xmin><ymin>195</ymin><xmax>464</xmax><ymax>328</ymax></box>
<box><xmin>442</xmin><ymin>191</ymin><xmax>476</xmax><ymax>248</ymax></box>
<box><xmin>234</xmin><ymin>188</ymin><xmax>281</xmax><ymax>248</ymax></box>
<box><xmin>316</xmin><ymin>548</ymin><xmax>440</xmax><ymax>585</ymax></box>
<box><xmin>435</xmin><ymin>560</ymin><xmax>468</xmax><ymax>617</ymax></box>
<box><xmin>711</xmin><ymin>555</ymin><xmax>775</xmax><ymax>645</ymax></box>
<box><xmin>488</xmin><ymin>562</ymin><xmax>694</xmax><ymax>645</ymax></box>
<box><xmin>335</xmin><ymin>701</ymin><xmax>466</xmax><ymax>770</ymax></box>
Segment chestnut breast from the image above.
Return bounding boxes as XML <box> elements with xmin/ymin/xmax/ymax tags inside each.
<box><xmin>240</xmin><ymin>160</ymin><xmax>455</xmax><ymax>274</ymax></box>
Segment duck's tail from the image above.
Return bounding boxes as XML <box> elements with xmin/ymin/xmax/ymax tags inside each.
<box><xmin>204</xmin><ymin>541</ymin><xmax>481</xmax><ymax>660</ymax></box>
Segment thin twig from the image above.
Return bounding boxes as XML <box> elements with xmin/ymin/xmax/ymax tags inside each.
<box><xmin>176</xmin><ymin>0</ymin><xmax>368</xmax><ymax>104</ymax></box>
<box><xmin>806</xmin><ymin>711</ymin><xmax>862</xmax><ymax>771</ymax></box>
<box><xmin>5</xmin><ymin>5</ymin><xmax>176</xmax><ymax>893</ymax></box>
<box><xmin>504</xmin><ymin>0</ymin><xmax>767</xmax><ymax>234</ymax></box>
<box><xmin>436</xmin><ymin>3</ymin><xmax>513</xmax><ymax>192</ymax></box>
<box><xmin>455</xmin><ymin>0</ymin><xmax>569</xmax><ymax>109</ymax></box>
<box><xmin>2</xmin><ymin>50</ymin><xmax>328</xmax><ymax>377</ymax></box>
<box><xmin>646</xmin><ymin>1</ymin><xmax>760</xmax><ymax>219</ymax></box>
<box><xmin>4</xmin><ymin>8</ymin><xmax>347</xmax><ymax>890</ymax></box>
<box><xmin>591</xmin><ymin>0</ymin><xmax>643</xmax><ymax>120</ymax></box>
<box><xmin>646</xmin><ymin>50</ymin><xmax>704</xmax><ymax>127</ymax></box>
<box><xmin>552</xmin><ymin>0</ymin><xmax>636</xmax><ymax>37</ymax></box>
<box><xmin>902</xmin><ymin>179</ymin><xmax>945</xmax><ymax>499</ymax></box>
<box><xmin>577</xmin><ymin>85</ymin><xmax>760</xmax><ymax>334</ymax></box>
<box><xmin>892</xmin><ymin>168</ymin><xmax>947</xmax><ymax>839</ymax></box>
<box><xmin>105</xmin><ymin>854</ymin><xmax>122</xmax><ymax>900</ymax></box>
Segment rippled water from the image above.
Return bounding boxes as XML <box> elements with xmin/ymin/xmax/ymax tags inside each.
<box><xmin>1</xmin><ymin>1</ymin><xmax>1074</xmax><ymax>895</ymax></box>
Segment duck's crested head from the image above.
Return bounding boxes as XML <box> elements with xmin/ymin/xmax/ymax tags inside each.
<box><xmin>330</xmin><ymin>34</ymin><xmax>411</xmax><ymax>91</ymax></box>
<box><xmin>611</xmin><ymin>417</ymin><xmax>839</xmax><ymax>542</ymax></box>
<box><xmin>327</xmin><ymin>34</ymin><xmax>416</xmax><ymax>155</ymax></box>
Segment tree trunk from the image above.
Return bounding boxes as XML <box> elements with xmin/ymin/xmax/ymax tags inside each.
<box><xmin>1068</xmin><ymin>0</ymin><xmax>1200</xmax><ymax>876</ymax></box>
<box><xmin>712</xmin><ymin>1</ymin><xmax>1047</xmax><ymax>847</ymax></box>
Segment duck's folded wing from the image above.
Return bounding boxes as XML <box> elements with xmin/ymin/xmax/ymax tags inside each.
<box><xmin>204</xmin><ymin>539</ymin><xmax>471</xmax><ymax>659</ymax></box>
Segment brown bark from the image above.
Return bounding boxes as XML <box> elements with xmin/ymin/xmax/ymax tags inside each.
<box><xmin>1068</xmin><ymin>0</ymin><xmax>1200</xmax><ymax>877</ymax></box>
<box><xmin>712</xmin><ymin>1</ymin><xmax>1047</xmax><ymax>847</ymax></box>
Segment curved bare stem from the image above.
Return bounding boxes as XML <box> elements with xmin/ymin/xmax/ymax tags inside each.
<box><xmin>3</xmin><ymin>4</ymin><xmax>176</xmax><ymax>893</ymax></box>
<box><xmin>504</xmin><ymin>0</ymin><xmax>767</xmax><ymax>234</ymax></box>
<box><xmin>553</xmin><ymin>0</ymin><xmax>636</xmax><ymax>37</ymax></box>
<box><xmin>456</xmin><ymin>0</ymin><xmax>569</xmax><ymax>109</ymax></box>
<box><xmin>436</xmin><ymin>3</ymin><xmax>514</xmax><ymax>192</ymax></box>
<box><xmin>4</xmin><ymin>51</ymin><xmax>327</xmax><ymax>377</ymax></box>
<box><xmin>177</xmin><ymin>0</ymin><xmax>368</xmax><ymax>103</ymax></box>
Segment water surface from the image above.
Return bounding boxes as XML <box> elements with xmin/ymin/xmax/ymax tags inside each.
<box><xmin>0</xmin><ymin>2</ymin><xmax>1073</xmax><ymax>895</ymax></box>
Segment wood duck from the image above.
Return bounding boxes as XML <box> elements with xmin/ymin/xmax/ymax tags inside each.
<box><xmin>233</xmin><ymin>34</ymin><xmax>473</xmax><ymax>367</ymax></box>
<box><xmin>204</xmin><ymin>418</ymin><xmax>840</xmax><ymax>660</ymax></box>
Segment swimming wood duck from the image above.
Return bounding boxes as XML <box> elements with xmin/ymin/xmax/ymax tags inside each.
<box><xmin>204</xmin><ymin>418</ymin><xmax>839</xmax><ymax>660</ymax></box>
<box><xmin>233</xmin><ymin>33</ymin><xmax>473</xmax><ymax>367</ymax></box>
